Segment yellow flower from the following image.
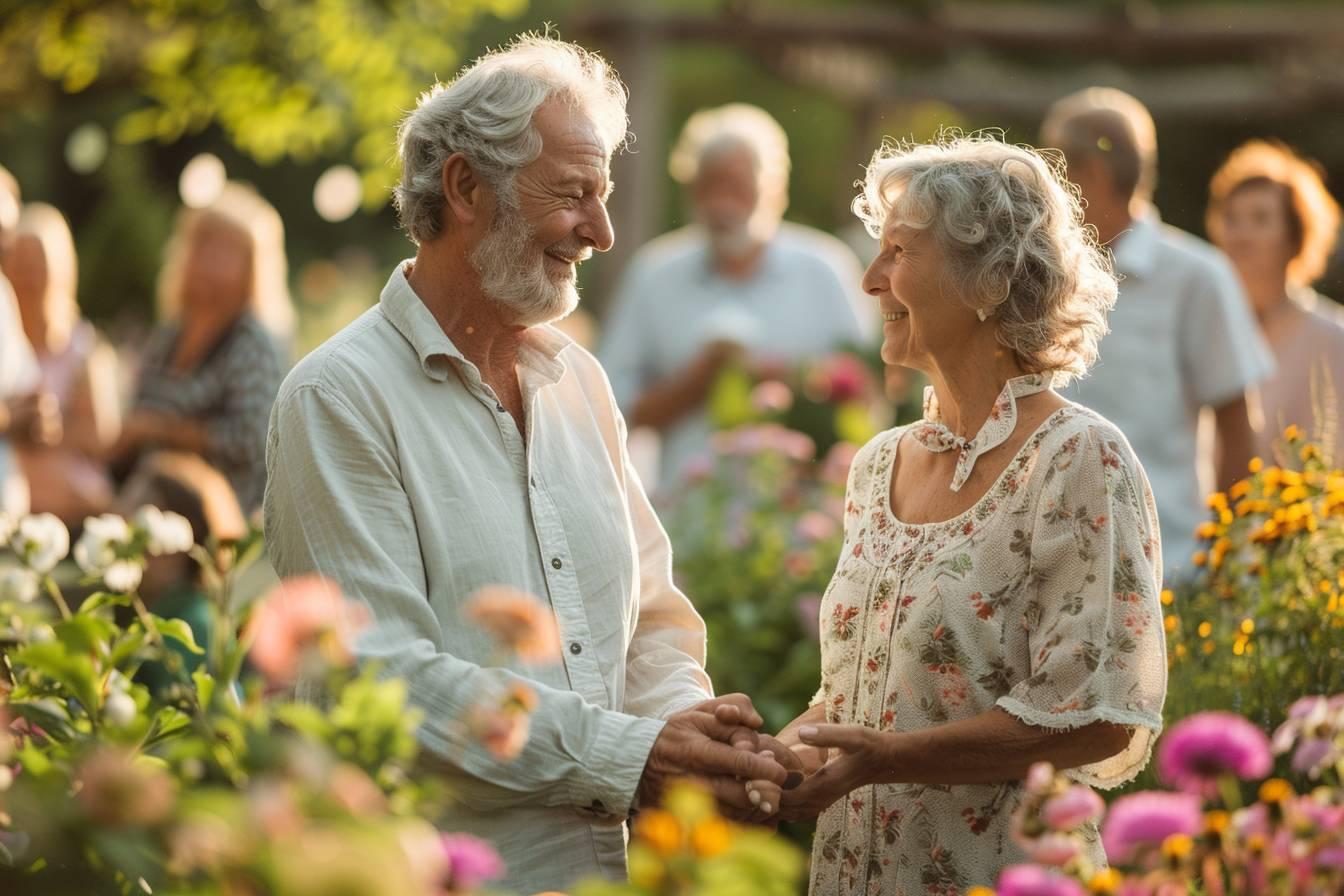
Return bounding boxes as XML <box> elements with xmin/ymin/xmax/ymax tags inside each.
<box><xmin>1280</xmin><ymin>470</ymin><xmax>1304</xmax><ymax>488</ymax></box>
<box><xmin>1218</xmin><ymin>509</ymin><xmax>1233</xmax><ymax>526</ymax></box>
<box><xmin>1230</xmin><ymin>480</ymin><xmax>1252</xmax><ymax>500</ymax></box>
<box><xmin>967</xmin><ymin>889</ymin><xmax>997</xmax><ymax>896</ymax></box>
<box><xmin>1203</xmin><ymin>641</ymin><xmax>1216</xmax><ymax>655</ymax></box>
<box><xmin>1207</xmin><ymin>492</ymin><xmax>1229</xmax><ymax>511</ymax></box>
<box><xmin>1301</xmin><ymin>444</ymin><xmax>1320</xmax><ymax>462</ymax></box>
<box><xmin>1240</xmin><ymin>618</ymin><xmax>1255</xmax><ymax>635</ymax></box>
<box><xmin>664</xmin><ymin>781</ymin><xmax>715</xmax><ymax>826</ymax></box>
<box><xmin>1248</xmin><ymin>457</ymin><xmax>1264</xmax><ymax>474</ymax></box>
<box><xmin>636</xmin><ymin>809</ymin><xmax>683</xmax><ymax>857</ymax></box>
<box><xmin>1259</xmin><ymin>779</ymin><xmax>1293</xmax><ymax>804</ymax></box>
<box><xmin>1198</xmin><ymin>621</ymin><xmax>1213</xmax><ymax>638</ymax></box>
<box><xmin>627</xmin><ymin>846</ymin><xmax>665</xmax><ymax>888</ymax></box>
<box><xmin>1164</xmin><ymin>615</ymin><xmax>1178</xmax><ymax>633</ymax></box>
<box><xmin>1194</xmin><ymin>521</ymin><xmax>1218</xmax><ymax>540</ymax></box>
<box><xmin>1284</xmin><ymin>424</ymin><xmax>1303</xmax><ymax>441</ymax></box>
<box><xmin>1321</xmin><ymin>580</ymin><xmax>1334</xmax><ymax>594</ymax></box>
<box><xmin>690</xmin><ymin>818</ymin><xmax>735</xmax><ymax>858</ymax></box>
<box><xmin>1160</xmin><ymin>589</ymin><xmax>1174</xmax><ymax>606</ymax></box>
<box><xmin>1247</xmin><ymin>833</ymin><xmax>1267</xmax><ymax>853</ymax></box>
<box><xmin>1280</xmin><ymin>485</ymin><xmax>1308</xmax><ymax>504</ymax></box>
<box><xmin>1162</xmin><ymin>833</ymin><xmax>1194</xmax><ymax>860</ymax></box>
<box><xmin>1192</xmin><ymin>552</ymin><xmax>1208</xmax><ymax>567</ymax></box>
<box><xmin>1204</xmin><ymin>810</ymin><xmax>1230</xmax><ymax>834</ymax></box>
<box><xmin>1088</xmin><ymin>868</ymin><xmax>1122</xmax><ymax>894</ymax></box>
<box><xmin>1175</xmin><ymin>643</ymin><xmax>1188</xmax><ymax>659</ymax></box>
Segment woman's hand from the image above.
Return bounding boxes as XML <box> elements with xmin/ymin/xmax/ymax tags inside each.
<box><xmin>776</xmin><ymin>723</ymin><xmax>893</xmax><ymax>822</ymax></box>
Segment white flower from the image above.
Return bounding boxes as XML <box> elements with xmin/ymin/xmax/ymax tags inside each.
<box><xmin>74</xmin><ymin>513</ymin><xmax>132</xmax><ymax>576</ymax></box>
<box><xmin>135</xmin><ymin>506</ymin><xmax>194</xmax><ymax>555</ymax></box>
<box><xmin>28</xmin><ymin>624</ymin><xmax>55</xmax><ymax>644</ymax></box>
<box><xmin>103</xmin><ymin>560</ymin><xmax>144</xmax><ymax>595</ymax></box>
<box><xmin>13</xmin><ymin>514</ymin><xmax>69</xmax><ymax>573</ymax></box>
<box><xmin>0</xmin><ymin>565</ymin><xmax>40</xmax><ymax>603</ymax></box>
<box><xmin>0</xmin><ymin>511</ymin><xmax>16</xmax><ymax>545</ymax></box>
<box><xmin>103</xmin><ymin>691</ymin><xmax>137</xmax><ymax>726</ymax></box>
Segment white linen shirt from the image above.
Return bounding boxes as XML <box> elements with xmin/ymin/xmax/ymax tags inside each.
<box><xmin>1060</xmin><ymin>212</ymin><xmax>1274</xmax><ymax>579</ymax></box>
<box><xmin>263</xmin><ymin>263</ymin><xmax>713</xmax><ymax>894</ymax></box>
<box><xmin>600</xmin><ymin>222</ymin><xmax>874</xmax><ymax>492</ymax></box>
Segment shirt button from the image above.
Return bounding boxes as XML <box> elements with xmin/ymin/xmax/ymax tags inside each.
<box><xmin>590</xmin><ymin>798</ymin><xmax>605</xmax><ymax>813</ymax></box>
<box><xmin>551</xmin><ymin>557</ymin><xmax>563</xmax><ymax>570</ymax></box>
<box><xmin>530</xmin><ymin>475</ymin><xmax>537</xmax><ymax>487</ymax></box>
<box><xmin>570</xmin><ymin>641</ymin><xmax>583</xmax><ymax>655</ymax></box>
<box><xmin>495</xmin><ymin>402</ymin><xmax>506</xmax><ymax>413</ymax></box>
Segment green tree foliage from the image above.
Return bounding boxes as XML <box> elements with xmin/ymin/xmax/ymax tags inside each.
<box><xmin>0</xmin><ymin>0</ymin><xmax>526</xmax><ymax>204</ymax></box>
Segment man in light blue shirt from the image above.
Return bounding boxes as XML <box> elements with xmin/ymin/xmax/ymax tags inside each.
<box><xmin>1043</xmin><ymin>89</ymin><xmax>1274</xmax><ymax>580</ymax></box>
<box><xmin>601</xmin><ymin>104</ymin><xmax>874</xmax><ymax>491</ymax></box>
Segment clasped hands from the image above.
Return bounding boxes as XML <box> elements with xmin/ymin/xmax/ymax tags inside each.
<box><xmin>638</xmin><ymin>695</ymin><xmax>889</xmax><ymax>826</ymax></box>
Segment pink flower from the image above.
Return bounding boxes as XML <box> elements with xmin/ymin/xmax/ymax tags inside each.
<box><xmin>1101</xmin><ymin>791</ymin><xmax>1203</xmax><ymax>864</ymax></box>
<box><xmin>1024</xmin><ymin>831</ymin><xmax>1083</xmax><ymax>866</ymax></box>
<box><xmin>795</xmin><ymin>511</ymin><xmax>839</xmax><ymax>543</ymax></box>
<box><xmin>750</xmin><ymin>380</ymin><xmax>794</xmax><ymax>414</ymax></box>
<box><xmin>1041</xmin><ymin>785</ymin><xmax>1105</xmax><ymax>831</ymax></box>
<box><xmin>76</xmin><ymin>748</ymin><xmax>175</xmax><ymax>828</ymax></box>
<box><xmin>796</xmin><ymin>594</ymin><xmax>822</xmax><ymax>640</ymax></box>
<box><xmin>996</xmin><ymin>863</ymin><xmax>1087</xmax><ymax>896</ymax></box>
<box><xmin>465</xmin><ymin>683</ymin><xmax>537</xmax><ymax>760</ymax></box>
<box><xmin>820</xmin><ymin>354</ymin><xmax>871</xmax><ymax>403</ymax></box>
<box><xmin>440</xmin><ymin>833</ymin><xmax>505</xmax><ymax>891</ymax></box>
<box><xmin>463</xmin><ymin>586</ymin><xmax>561</xmax><ymax>663</ymax></box>
<box><xmin>1025</xmin><ymin>761</ymin><xmax>1057</xmax><ymax>794</ymax></box>
<box><xmin>681</xmin><ymin>454</ymin><xmax>715</xmax><ymax>484</ymax></box>
<box><xmin>245</xmin><ymin>576</ymin><xmax>370</xmax><ymax>684</ymax></box>
<box><xmin>712</xmin><ymin>424</ymin><xmax>815</xmax><ymax>463</ymax></box>
<box><xmin>1157</xmin><ymin>711</ymin><xmax>1272</xmax><ymax>795</ymax></box>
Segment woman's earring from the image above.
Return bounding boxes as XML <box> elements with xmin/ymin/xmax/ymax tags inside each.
<box><xmin>976</xmin><ymin>307</ymin><xmax>991</xmax><ymax>322</ymax></box>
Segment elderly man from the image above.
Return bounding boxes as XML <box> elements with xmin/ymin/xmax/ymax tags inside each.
<box><xmin>263</xmin><ymin>36</ymin><xmax>794</xmax><ymax>893</ymax></box>
<box><xmin>1041</xmin><ymin>88</ymin><xmax>1274</xmax><ymax>581</ymax></box>
<box><xmin>600</xmin><ymin>104</ymin><xmax>874</xmax><ymax>491</ymax></box>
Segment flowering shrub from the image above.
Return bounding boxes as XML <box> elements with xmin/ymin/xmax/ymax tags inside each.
<box><xmin>572</xmin><ymin>780</ymin><xmax>804</xmax><ymax>896</ymax></box>
<box><xmin>661</xmin><ymin>429</ymin><xmax>853</xmax><ymax>733</ymax></box>
<box><xmin>974</xmin><ymin>701</ymin><xmax>1344</xmax><ymax>896</ymax></box>
<box><xmin>707</xmin><ymin>350</ymin><xmax>897</xmax><ymax>458</ymax></box>
<box><xmin>0</xmin><ymin>509</ymin><xmax>533</xmax><ymax>895</ymax></box>
<box><xmin>1163</xmin><ymin>427</ymin><xmax>1344</xmax><ymax>740</ymax></box>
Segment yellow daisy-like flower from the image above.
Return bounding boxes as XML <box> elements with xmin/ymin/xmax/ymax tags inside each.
<box><xmin>1088</xmin><ymin>868</ymin><xmax>1122</xmax><ymax>894</ymax></box>
<box><xmin>627</xmin><ymin>845</ymin><xmax>666</xmax><ymax>888</ymax></box>
<box><xmin>1198</xmin><ymin>621</ymin><xmax>1213</xmax><ymax>638</ymax></box>
<box><xmin>690</xmin><ymin>817</ymin><xmax>735</xmax><ymax>858</ymax></box>
<box><xmin>1162</xmin><ymin>833</ymin><xmax>1194</xmax><ymax>860</ymax></box>
<box><xmin>1160</xmin><ymin>589</ymin><xmax>1174</xmax><ymax>606</ymax></box>
<box><xmin>1259</xmin><ymin>778</ymin><xmax>1293</xmax><ymax>804</ymax></box>
<box><xmin>1301</xmin><ymin>444</ymin><xmax>1320</xmax><ymax>462</ymax></box>
<box><xmin>1248</xmin><ymin>456</ymin><xmax>1264</xmax><ymax>473</ymax></box>
<box><xmin>1175</xmin><ymin>643</ymin><xmax>1188</xmax><ymax>659</ymax></box>
<box><xmin>1204</xmin><ymin>810</ymin><xmax>1230</xmax><ymax>834</ymax></box>
<box><xmin>1164</xmin><ymin>615</ymin><xmax>1178</xmax><ymax>633</ymax></box>
<box><xmin>1230</xmin><ymin>480</ymin><xmax>1252</xmax><ymax>500</ymax></box>
<box><xmin>1202</xmin><ymin>640</ymin><xmax>1216</xmax><ymax>655</ymax></box>
<box><xmin>1192</xmin><ymin>552</ymin><xmax>1208</xmax><ymax>567</ymax></box>
<box><xmin>967</xmin><ymin>888</ymin><xmax>997</xmax><ymax>896</ymax></box>
<box><xmin>636</xmin><ymin>809</ymin><xmax>684</xmax><ymax>857</ymax></box>
<box><xmin>1284</xmin><ymin>424</ymin><xmax>1303</xmax><ymax>441</ymax></box>
<box><xmin>1240</xmin><ymin>618</ymin><xmax>1255</xmax><ymax>635</ymax></box>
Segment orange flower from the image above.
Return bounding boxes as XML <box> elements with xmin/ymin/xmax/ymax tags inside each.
<box><xmin>690</xmin><ymin>817</ymin><xmax>735</xmax><ymax>858</ymax></box>
<box><xmin>245</xmin><ymin>576</ymin><xmax>370</xmax><ymax>684</ymax></box>
<box><xmin>464</xmin><ymin>586</ymin><xmax>561</xmax><ymax>663</ymax></box>
<box><xmin>636</xmin><ymin>809</ymin><xmax>683</xmax><ymax>857</ymax></box>
<box><xmin>466</xmin><ymin>683</ymin><xmax>538</xmax><ymax>760</ymax></box>
<box><xmin>1247</xmin><ymin>457</ymin><xmax>1264</xmax><ymax>474</ymax></box>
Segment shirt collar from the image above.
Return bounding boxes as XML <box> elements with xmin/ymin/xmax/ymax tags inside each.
<box><xmin>1110</xmin><ymin>208</ymin><xmax>1161</xmax><ymax>279</ymax></box>
<box><xmin>378</xmin><ymin>260</ymin><xmax>573</xmax><ymax>386</ymax></box>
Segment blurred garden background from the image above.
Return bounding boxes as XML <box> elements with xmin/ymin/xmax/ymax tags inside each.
<box><xmin>3</xmin><ymin>1</ymin><xmax>1344</xmax><ymax>894</ymax></box>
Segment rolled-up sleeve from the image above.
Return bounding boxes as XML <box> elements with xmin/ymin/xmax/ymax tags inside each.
<box><xmin>264</xmin><ymin>382</ymin><xmax>665</xmax><ymax>816</ymax></box>
<box><xmin>996</xmin><ymin>424</ymin><xmax>1166</xmax><ymax>789</ymax></box>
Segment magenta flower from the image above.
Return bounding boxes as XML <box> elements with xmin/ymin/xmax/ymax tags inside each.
<box><xmin>1101</xmin><ymin>791</ymin><xmax>1203</xmax><ymax>864</ymax></box>
<box><xmin>1156</xmin><ymin>711</ymin><xmax>1272</xmax><ymax>795</ymax></box>
<box><xmin>995</xmin><ymin>863</ymin><xmax>1087</xmax><ymax>896</ymax></box>
<box><xmin>440</xmin><ymin>833</ymin><xmax>504</xmax><ymax>890</ymax></box>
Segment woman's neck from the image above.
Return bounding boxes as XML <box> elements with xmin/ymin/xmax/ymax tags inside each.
<box><xmin>924</xmin><ymin>344</ymin><xmax>1031</xmax><ymax>440</ymax></box>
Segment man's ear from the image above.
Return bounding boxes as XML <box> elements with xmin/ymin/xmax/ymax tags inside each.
<box><xmin>442</xmin><ymin>152</ymin><xmax>483</xmax><ymax>227</ymax></box>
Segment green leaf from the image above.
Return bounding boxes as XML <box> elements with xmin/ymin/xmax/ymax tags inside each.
<box><xmin>55</xmin><ymin>614</ymin><xmax>118</xmax><ymax>656</ymax></box>
<box><xmin>11</xmin><ymin>642</ymin><xmax>100</xmax><ymax>718</ymax></box>
<box><xmin>108</xmin><ymin>627</ymin><xmax>150</xmax><ymax>668</ymax></box>
<box><xmin>153</xmin><ymin>616</ymin><xmax>205</xmax><ymax>654</ymax></box>
<box><xmin>192</xmin><ymin>668</ymin><xmax>215</xmax><ymax>708</ymax></box>
<box><xmin>79</xmin><ymin>591</ymin><xmax>134</xmax><ymax>615</ymax></box>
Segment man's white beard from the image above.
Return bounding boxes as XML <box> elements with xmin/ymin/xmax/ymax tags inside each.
<box><xmin>470</xmin><ymin>200</ymin><xmax>581</xmax><ymax>328</ymax></box>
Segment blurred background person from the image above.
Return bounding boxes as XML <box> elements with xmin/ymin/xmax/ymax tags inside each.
<box><xmin>600</xmin><ymin>103</ymin><xmax>874</xmax><ymax>491</ymax></box>
<box><xmin>1206</xmin><ymin>139</ymin><xmax>1344</xmax><ymax>461</ymax></box>
<box><xmin>1041</xmin><ymin>87</ymin><xmax>1274</xmax><ymax>581</ymax></box>
<box><xmin>4</xmin><ymin>202</ymin><xmax>120</xmax><ymax>526</ymax></box>
<box><xmin>110</xmin><ymin>182</ymin><xmax>286</xmax><ymax>516</ymax></box>
<box><xmin>0</xmin><ymin>165</ymin><xmax>55</xmax><ymax>516</ymax></box>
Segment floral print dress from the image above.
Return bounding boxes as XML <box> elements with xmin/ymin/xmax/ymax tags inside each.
<box><xmin>810</xmin><ymin>399</ymin><xmax>1166</xmax><ymax>896</ymax></box>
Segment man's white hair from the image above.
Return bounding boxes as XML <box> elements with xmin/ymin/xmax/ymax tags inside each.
<box><xmin>394</xmin><ymin>34</ymin><xmax>628</xmax><ymax>245</ymax></box>
<box><xmin>668</xmin><ymin>103</ymin><xmax>791</xmax><ymax>194</ymax></box>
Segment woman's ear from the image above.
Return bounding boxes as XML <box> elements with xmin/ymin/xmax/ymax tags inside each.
<box><xmin>442</xmin><ymin>152</ymin><xmax>483</xmax><ymax>228</ymax></box>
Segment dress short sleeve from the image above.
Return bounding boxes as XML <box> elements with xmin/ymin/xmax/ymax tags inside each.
<box><xmin>996</xmin><ymin>420</ymin><xmax>1167</xmax><ymax>788</ymax></box>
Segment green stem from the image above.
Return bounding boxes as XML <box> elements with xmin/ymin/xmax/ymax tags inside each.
<box><xmin>1216</xmin><ymin>774</ymin><xmax>1243</xmax><ymax>811</ymax></box>
<box><xmin>42</xmin><ymin>576</ymin><xmax>72</xmax><ymax>620</ymax></box>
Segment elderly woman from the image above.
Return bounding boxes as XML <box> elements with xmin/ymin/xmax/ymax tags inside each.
<box><xmin>111</xmin><ymin>182</ymin><xmax>287</xmax><ymax>515</ymax></box>
<box><xmin>753</xmin><ymin>135</ymin><xmax>1167</xmax><ymax>894</ymax></box>
<box><xmin>5</xmin><ymin>203</ymin><xmax>121</xmax><ymax>524</ymax></box>
<box><xmin>1206</xmin><ymin>140</ymin><xmax>1344</xmax><ymax>460</ymax></box>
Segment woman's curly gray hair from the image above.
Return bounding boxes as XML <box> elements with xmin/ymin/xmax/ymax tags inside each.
<box><xmin>394</xmin><ymin>34</ymin><xmax>629</xmax><ymax>245</ymax></box>
<box><xmin>853</xmin><ymin>132</ymin><xmax>1117</xmax><ymax>385</ymax></box>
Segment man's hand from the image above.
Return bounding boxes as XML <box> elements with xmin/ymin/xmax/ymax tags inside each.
<box><xmin>637</xmin><ymin>705</ymin><xmax>789</xmax><ymax>812</ymax></box>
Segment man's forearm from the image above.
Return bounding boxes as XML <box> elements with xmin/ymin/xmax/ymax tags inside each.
<box><xmin>1214</xmin><ymin>392</ymin><xmax>1259</xmax><ymax>491</ymax></box>
<box><xmin>628</xmin><ymin>359</ymin><xmax>719</xmax><ymax>431</ymax></box>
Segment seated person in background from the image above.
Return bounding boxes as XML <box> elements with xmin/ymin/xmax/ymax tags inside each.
<box><xmin>600</xmin><ymin>104</ymin><xmax>873</xmax><ymax>491</ymax></box>
<box><xmin>1206</xmin><ymin>139</ymin><xmax>1344</xmax><ymax>460</ymax></box>
<box><xmin>115</xmin><ymin>451</ymin><xmax>248</xmax><ymax>694</ymax></box>
<box><xmin>111</xmin><ymin>183</ymin><xmax>286</xmax><ymax>516</ymax></box>
<box><xmin>4</xmin><ymin>202</ymin><xmax>120</xmax><ymax>525</ymax></box>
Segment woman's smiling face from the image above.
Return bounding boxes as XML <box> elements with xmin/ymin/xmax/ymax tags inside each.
<box><xmin>861</xmin><ymin>209</ymin><xmax>980</xmax><ymax>373</ymax></box>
